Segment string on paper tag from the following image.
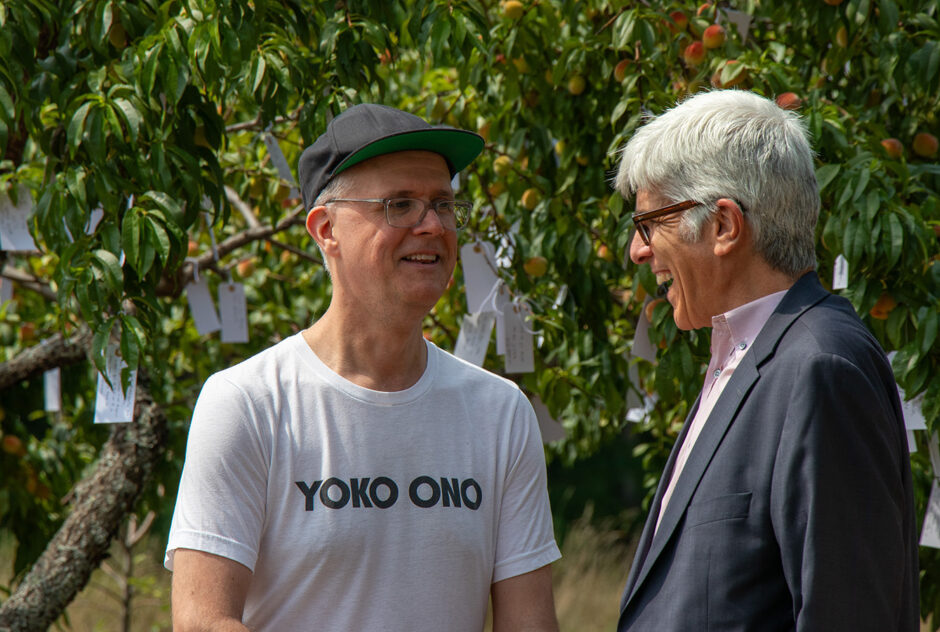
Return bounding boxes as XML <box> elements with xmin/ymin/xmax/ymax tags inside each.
<box><xmin>219</xmin><ymin>281</ymin><xmax>249</xmax><ymax>343</ymax></box>
<box><xmin>94</xmin><ymin>340</ymin><xmax>138</xmax><ymax>424</ymax></box>
<box><xmin>453</xmin><ymin>311</ymin><xmax>496</xmax><ymax>366</ymax></box>
<box><xmin>832</xmin><ymin>254</ymin><xmax>849</xmax><ymax>290</ymax></box>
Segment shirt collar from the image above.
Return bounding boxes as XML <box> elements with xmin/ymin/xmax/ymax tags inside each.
<box><xmin>710</xmin><ymin>289</ymin><xmax>789</xmax><ymax>358</ymax></box>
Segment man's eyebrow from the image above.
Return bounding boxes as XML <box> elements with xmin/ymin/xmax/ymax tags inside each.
<box><xmin>388</xmin><ymin>189</ymin><xmax>455</xmax><ymax>199</ymax></box>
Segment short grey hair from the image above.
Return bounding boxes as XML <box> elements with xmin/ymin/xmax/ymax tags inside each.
<box><xmin>615</xmin><ymin>90</ymin><xmax>819</xmax><ymax>276</ymax></box>
<box><xmin>309</xmin><ymin>174</ymin><xmax>356</xmax><ymax>275</ymax></box>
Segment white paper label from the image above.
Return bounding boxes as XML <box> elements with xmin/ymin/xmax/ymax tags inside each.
<box><xmin>928</xmin><ymin>433</ymin><xmax>940</xmax><ymax>477</ymax></box>
<box><xmin>721</xmin><ymin>8</ymin><xmax>753</xmax><ymax>43</ymax></box>
<box><xmin>502</xmin><ymin>302</ymin><xmax>535</xmax><ymax>374</ymax></box>
<box><xmin>461</xmin><ymin>242</ymin><xmax>500</xmax><ymax>313</ymax></box>
<box><xmin>921</xmin><ymin>480</ymin><xmax>940</xmax><ymax>549</ymax></box>
<box><xmin>94</xmin><ymin>343</ymin><xmax>137</xmax><ymax>424</ymax></box>
<box><xmin>0</xmin><ymin>277</ymin><xmax>12</xmax><ymax>304</ymax></box>
<box><xmin>899</xmin><ymin>388</ymin><xmax>927</xmax><ymax>431</ymax></box>
<box><xmin>907</xmin><ymin>429</ymin><xmax>918</xmax><ymax>453</ymax></box>
<box><xmin>44</xmin><ymin>367</ymin><xmax>61</xmax><ymax>412</ymax></box>
<box><xmin>454</xmin><ymin>311</ymin><xmax>496</xmax><ymax>366</ymax></box>
<box><xmin>0</xmin><ymin>185</ymin><xmax>37</xmax><ymax>251</ymax></box>
<box><xmin>185</xmin><ymin>277</ymin><xmax>221</xmax><ymax>335</ymax></box>
<box><xmin>631</xmin><ymin>298</ymin><xmax>657</xmax><ymax>363</ymax></box>
<box><xmin>530</xmin><ymin>395</ymin><xmax>566</xmax><ymax>443</ymax></box>
<box><xmin>263</xmin><ymin>132</ymin><xmax>300</xmax><ymax>199</ymax></box>
<box><xmin>494</xmin><ymin>283</ymin><xmax>510</xmax><ymax>355</ymax></box>
<box><xmin>219</xmin><ymin>282</ymin><xmax>249</xmax><ymax>343</ymax></box>
<box><xmin>832</xmin><ymin>254</ymin><xmax>849</xmax><ymax>290</ymax></box>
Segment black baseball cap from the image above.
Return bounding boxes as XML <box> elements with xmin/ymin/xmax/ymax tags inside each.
<box><xmin>298</xmin><ymin>104</ymin><xmax>485</xmax><ymax>211</ymax></box>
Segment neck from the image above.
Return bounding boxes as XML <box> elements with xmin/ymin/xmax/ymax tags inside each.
<box><xmin>714</xmin><ymin>256</ymin><xmax>802</xmax><ymax>316</ymax></box>
<box><xmin>303</xmin><ymin>305</ymin><xmax>429</xmax><ymax>392</ymax></box>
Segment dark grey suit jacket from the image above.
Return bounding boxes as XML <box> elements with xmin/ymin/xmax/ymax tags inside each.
<box><xmin>618</xmin><ymin>272</ymin><xmax>918</xmax><ymax>631</ymax></box>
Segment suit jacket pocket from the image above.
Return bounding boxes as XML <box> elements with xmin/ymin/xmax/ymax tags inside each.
<box><xmin>685</xmin><ymin>491</ymin><xmax>751</xmax><ymax>527</ymax></box>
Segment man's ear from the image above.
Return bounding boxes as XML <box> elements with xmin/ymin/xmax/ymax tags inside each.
<box><xmin>712</xmin><ymin>198</ymin><xmax>746</xmax><ymax>257</ymax></box>
<box><xmin>306</xmin><ymin>206</ymin><xmax>337</xmax><ymax>254</ymax></box>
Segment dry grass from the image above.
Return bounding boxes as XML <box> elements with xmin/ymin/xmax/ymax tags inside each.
<box><xmin>8</xmin><ymin>521</ymin><xmax>932</xmax><ymax>632</ymax></box>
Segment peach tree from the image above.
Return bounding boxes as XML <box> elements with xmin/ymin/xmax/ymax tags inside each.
<box><xmin>0</xmin><ymin>0</ymin><xmax>937</xmax><ymax>628</ymax></box>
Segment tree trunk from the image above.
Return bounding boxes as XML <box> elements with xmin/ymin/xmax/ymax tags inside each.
<box><xmin>0</xmin><ymin>377</ymin><xmax>167</xmax><ymax>632</ymax></box>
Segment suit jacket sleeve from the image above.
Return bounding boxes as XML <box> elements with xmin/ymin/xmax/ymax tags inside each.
<box><xmin>770</xmin><ymin>348</ymin><xmax>910</xmax><ymax>630</ymax></box>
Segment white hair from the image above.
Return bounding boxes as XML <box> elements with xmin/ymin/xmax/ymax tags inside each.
<box><xmin>615</xmin><ymin>89</ymin><xmax>819</xmax><ymax>276</ymax></box>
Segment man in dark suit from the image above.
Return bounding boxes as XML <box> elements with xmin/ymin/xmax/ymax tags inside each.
<box><xmin>614</xmin><ymin>90</ymin><xmax>918</xmax><ymax>631</ymax></box>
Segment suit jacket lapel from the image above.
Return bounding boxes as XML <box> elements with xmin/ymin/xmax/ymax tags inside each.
<box><xmin>619</xmin><ymin>272</ymin><xmax>828</xmax><ymax>615</ymax></box>
<box><xmin>620</xmin><ymin>394</ymin><xmax>701</xmax><ymax>610</ymax></box>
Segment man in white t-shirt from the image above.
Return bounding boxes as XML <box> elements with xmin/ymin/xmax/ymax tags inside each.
<box><xmin>166</xmin><ymin>104</ymin><xmax>561</xmax><ymax>631</ymax></box>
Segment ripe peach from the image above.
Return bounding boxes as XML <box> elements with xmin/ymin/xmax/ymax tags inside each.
<box><xmin>869</xmin><ymin>293</ymin><xmax>897</xmax><ymax>320</ymax></box>
<box><xmin>614</xmin><ymin>59</ymin><xmax>631</xmax><ymax>82</ymax></box>
<box><xmin>521</xmin><ymin>188</ymin><xmax>542</xmax><ymax>210</ymax></box>
<box><xmin>912</xmin><ymin>132</ymin><xmax>938</xmax><ymax>158</ymax></box>
<box><xmin>568</xmin><ymin>75</ymin><xmax>587</xmax><ymax>95</ymax></box>
<box><xmin>501</xmin><ymin>0</ymin><xmax>524</xmax><ymax>20</ymax></box>
<box><xmin>2</xmin><ymin>435</ymin><xmax>26</xmax><ymax>457</ymax></box>
<box><xmin>775</xmin><ymin>92</ymin><xmax>802</xmax><ymax>110</ymax></box>
<box><xmin>667</xmin><ymin>11</ymin><xmax>688</xmax><ymax>33</ymax></box>
<box><xmin>523</xmin><ymin>256</ymin><xmax>548</xmax><ymax>277</ymax></box>
<box><xmin>683</xmin><ymin>41</ymin><xmax>706</xmax><ymax>66</ymax></box>
<box><xmin>710</xmin><ymin>60</ymin><xmax>747</xmax><ymax>88</ymax></box>
<box><xmin>880</xmin><ymin>138</ymin><xmax>904</xmax><ymax>160</ymax></box>
<box><xmin>702</xmin><ymin>24</ymin><xmax>726</xmax><ymax>49</ymax></box>
<box><xmin>645</xmin><ymin>298</ymin><xmax>667</xmax><ymax>323</ymax></box>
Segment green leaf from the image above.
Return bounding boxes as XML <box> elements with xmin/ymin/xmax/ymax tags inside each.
<box><xmin>67</xmin><ymin>101</ymin><xmax>93</xmax><ymax>155</ymax></box>
<box><xmin>885</xmin><ymin>212</ymin><xmax>903</xmax><ymax>269</ymax></box>
<box><xmin>121</xmin><ymin>208</ymin><xmax>141</xmax><ymax>272</ymax></box>
<box><xmin>816</xmin><ymin>164</ymin><xmax>840</xmax><ymax>192</ymax></box>
<box><xmin>92</xmin><ymin>249</ymin><xmax>123</xmax><ymax>293</ymax></box>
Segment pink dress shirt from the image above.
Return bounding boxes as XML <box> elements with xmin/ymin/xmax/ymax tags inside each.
<box><xmin>655</xmin><ymin>289</ymin><xmax>789</xmax><ymax>533</ymax></box>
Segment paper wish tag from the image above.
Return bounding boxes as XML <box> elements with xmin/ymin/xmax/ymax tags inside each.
<box><xmin>454</xmin><ymin>311</ymin><xmax>496</xmax><ymax>367</ymax></box>
<box><xmin>922</xmin><ymin>480</ymin><xmax>940</xmax><ymax>549</ymax></box>
<box><xmin>0</xmin><ymin>276</ymin><xmax>13</xmax><ymax>305</ymax></box>
<box><xmin>502</xmin><ymin>301</ymin><xmax>534</xmax><ymax>374</ymax></box>
<box><xmin>219</xmin><ymin>281</ymin><xmax>249</xmax><ymax>343</ymax></box>
<box><xmin>44</xmin><ymin>367</ymin><xmax>61</xmax><ymax>412</ymax></box>
<box><xmin>94</xmin><ymin>342</ymin><xmax>138</xmax><ymax>424</ymax></box>
<box><xmin>185</xmin><ymin>276</ymin><xmax>221</xmax><ymax>335</ymax></box>
<box><xmin>0</xmin><ymin>185</ymin><xmax>37</xmax><ymax>251</ymax></box>
<box><xmin>263</xmin><ymin>131</ymin><xmax>300</xmax><ymax>199</ymax></box>
<box><xmin>494</xmin><ymin>283</ymin><xmax>511</xmax><ymax>355</ymax></box>
<box><xmin>832</xmin><ymin>254</ymin><xmax>849</xmax><ymax>290</ymax></box>
<box><xmin>460</xmin><ymin>241</ymin><xmax>499</xmax><ymax>314</ymax></box>
<box><xmin>530</xmin><ymin>395</ymin><xmax>566</xmax><ymax>443</ymax></box>
<box><xmin>631</xmin><ymin>297</ymin><xmax>657</xmax><ymax>363</ymax></box>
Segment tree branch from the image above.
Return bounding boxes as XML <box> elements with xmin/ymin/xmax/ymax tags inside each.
<box><xmin>0</xmin><ymin>328</ymin><xmax>92</xmax><ymax>391</ymax></box>
<box><xmin>0</xmin><ymin>375</ymin><xmax>167</xmax><ymax>632</ymax></box>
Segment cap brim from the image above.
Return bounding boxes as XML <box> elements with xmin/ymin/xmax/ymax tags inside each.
<box><xmin>334</xmin><ymin>128</ymin><xmax>484</xmax><ymax>177</ymax></box>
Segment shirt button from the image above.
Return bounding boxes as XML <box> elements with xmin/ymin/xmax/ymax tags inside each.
<box><xmin>713</xmin><ymin>369</ymin><xmax>721</xmax><ymax>378</ymax></box>
<box><xmin>738</xmin><ymin>342</ymin><xmax>747</xmax><ymax>350</ymax></box>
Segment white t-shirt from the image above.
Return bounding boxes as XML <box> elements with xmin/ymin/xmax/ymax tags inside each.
<box><xmin>165</xmin><ymin>333</ymin><xmax>560</xmax><ymax>631</ymax></box>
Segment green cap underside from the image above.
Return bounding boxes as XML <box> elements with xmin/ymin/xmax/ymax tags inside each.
<box><xmin>334</xmin><ymin>129</ymin><xmax>484</xmax><ymax>177</ymax></box>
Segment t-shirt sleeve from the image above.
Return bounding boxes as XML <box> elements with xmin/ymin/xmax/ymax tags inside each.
<box><xmin>491</xmin><ymin>391</ymin><xmax>561</xmax><ymax>582</ymax></box>
<box><xmin>164</xmin><ymin>373</ymin><xmax>269</xmax><ymax>572</ymax></box>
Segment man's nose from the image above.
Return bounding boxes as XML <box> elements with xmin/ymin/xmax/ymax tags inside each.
<box><xmin>413</xmin><ymin>205</ymin><xmax>447</xmax><ymax>234</ymax></box>
<box><xmin>629</xmin><ymin>230</ymin><xmax>652</xmax><ymax>264</ymax></box>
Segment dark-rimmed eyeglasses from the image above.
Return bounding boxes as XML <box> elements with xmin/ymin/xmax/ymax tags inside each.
<box><xmin>631</xmin><ymin>200</ymin><xmax>701</xmax><ymax>246</ymax></box>
<box><xmin>325</xmin><ymin>197</ymin><xmax>472</xmax><ymax>231</ymax></box>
